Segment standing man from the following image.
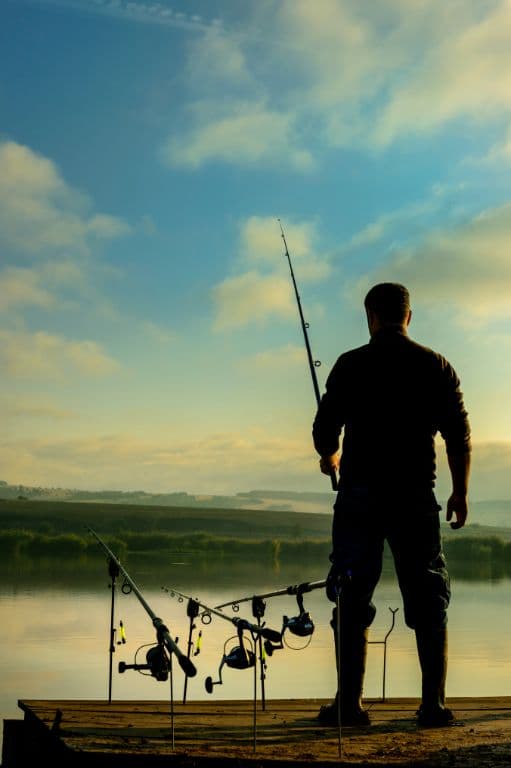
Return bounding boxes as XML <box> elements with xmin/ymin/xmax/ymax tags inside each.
<box><xmin>313</xmin><ymin>283</ymin><xmax>471</xmax><ymax>728</ymax></box>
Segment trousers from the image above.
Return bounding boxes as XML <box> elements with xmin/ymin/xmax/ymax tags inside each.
<box><xmin>327</xmin><ymin>487</ymin><xmax>451</xmax><ymax>631</ymax></box>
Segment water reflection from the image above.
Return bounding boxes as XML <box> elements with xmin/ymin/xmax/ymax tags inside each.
<box><xmin>1</xmin><ymin>556</ymin><xmax>511</xmax><ymax>753</ymax></box>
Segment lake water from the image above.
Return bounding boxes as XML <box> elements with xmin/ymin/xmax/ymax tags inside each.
<box><xmin>1</xmin><ymin>560</ymin><xmax>511</xmax><ymax>753</ymax></box>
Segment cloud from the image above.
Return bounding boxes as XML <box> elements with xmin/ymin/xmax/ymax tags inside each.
<box><xmin>0</xmin><ymin>267</ymin><xmax>57</xmax><ymax>312</ymax></box>
<box><xmin>2</xmin><ymin>429</ymin><xmax>510</xmax><ymax>498</ymax></box>
<box><xmin>239</xmin><ymin>343</ymin><xmax>306</xmax><ymax>372</ymax></box>
<box><xmin>0</xmin><ymin>426</ymin><xmax>319</xmax><ymax>494</ymax></box>
<box><xmin>163</xmin><ymin>1</ymin><xmax>511</xmax><ymax>168</ymax></box>
<box><xmin>241</xmin><ymin>215</ymin><xmax>330</xmax><ymax>278</ymax></box>
<box><xmin>213</xmin><ymin>216</ymin><xmax>330</xmax><ymax>329</ymax></box>
<box><xmin>427</xmin><ymin>439</ymin><xmax>511</xmax><ymax>502</ymax></box>
<box><xmin>482</xmin><ymin>122</ymin><xmax>511</xmax><ymax>165</ymax></box>
<box><xmin>213</xmin><ymin>271</ymin><xmax>294</xmax><ymax>330</ymax></box>
<box><xmin>0</xmin><ymin>260</ymin><xmax>87</xmax><ymax>314</ymax></box>
<box><xmin>141</xmin><ymin>321</ymin><xmax>178</xmax><ymax>344</ymax></box>
<box><xmin>0</xmin><ymin>329</ymin><xmax>120</xmax><ymax>378</ymax></box>
<box><xmin>0</xmin><ymin>141</ymin><xmax>130</xmax><ymax>256</ymax></box>
<box><xmin>341</xmin><ymin>183</ymin><xmax>469</xmax><ymax>254</ymax></box>
<box><xmin>358</xmin><ymin>200</ymin><xmax>511</xmax><ymax>321</ymax></box>
<box><xmin>435</xmin><ymin>440</ymin><xmax>511</xmax><ymax>502</ymax></box>
<box><xmin>375</xmin><ymin>1</ymin><xmax>511</xmax><ymax>146</ymax></box>
<box><xmin>2</xmin><ymin>396</ymin><xmax>77</xmax><ymax>422</ymax></box>
<box><xmin>162</xmin><ymin>101</ymin><xmax>313</xmax><ymax>170</ymax></box>
<box><xmin>26</xmin><ymin>0</ymin><xmax>223</xmax><ymax>32</ymax></box>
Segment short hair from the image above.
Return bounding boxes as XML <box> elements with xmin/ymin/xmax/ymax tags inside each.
<box><xmin>364</xmin><ymin>283</ymin><xmax>410</xmax><ymax>324</ymax></box>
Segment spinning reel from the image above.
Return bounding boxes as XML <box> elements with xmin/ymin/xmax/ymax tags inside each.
<box><xmin>265</xmin><ymin>590</ymin><xmax>315</xmax><ymax>655</ymax></box>
<box><xmin>205</xmin><ymin>623</ymin><xmax>256</xmax><ymax>694</ymax></box>
<box><xmin>119</xmin><ymin>643</ymin><xmax>170</xmax><ymax>681</ymax></box>
<box><xmin>118</xmin><ymin>625</ymin><xmax>173</xmax><ymax>682</ymax></box>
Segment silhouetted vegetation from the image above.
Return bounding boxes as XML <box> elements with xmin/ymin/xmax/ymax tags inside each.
<box><xmin>1</xmin><ymin>498</ymin><xmax>511</xmax><ymax>583</ymax></box>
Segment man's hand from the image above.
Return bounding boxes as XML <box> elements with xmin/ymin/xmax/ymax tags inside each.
<box><xmin>319</xmin><ymin>453</ymin><xmax>340</xmax><ymax>476</ymax></box>
<box><xmin>446</xmin><ymin>493</ymin><xmax>468</xmax><ymax>530</ymax></box>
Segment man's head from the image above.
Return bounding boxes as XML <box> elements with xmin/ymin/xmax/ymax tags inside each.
<box><xmin>364</xmin><ymin>282</ymin><xmax>411</xmax><ymax>336</ymax></box>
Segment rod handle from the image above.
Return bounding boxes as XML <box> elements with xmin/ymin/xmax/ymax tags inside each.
<box><xmin>178</xmin><ymin>654</ymin><xmax>197</xmax><ymax>677</ymax></box>
<box><xmin>329</xmin><ymin>468</ymin><xmax>338</xmax><ymax>491</ymax></box>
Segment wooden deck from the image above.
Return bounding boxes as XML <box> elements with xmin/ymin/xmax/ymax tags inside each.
<box><xmin>3</xmin><ymin>697</ymin><xmax>511</xmax><ymax>767</ymax></box>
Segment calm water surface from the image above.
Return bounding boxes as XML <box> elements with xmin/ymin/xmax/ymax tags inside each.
<box><xmin>1</xmin><ymin>562</ymin><xmax>511</xmax><ymax>752</ymax></box>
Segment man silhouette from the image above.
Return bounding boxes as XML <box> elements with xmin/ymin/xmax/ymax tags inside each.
<box><xmin>313</xmin><ymin>282</ymin><xmax>471</xmax><ymax>727</ymax></box>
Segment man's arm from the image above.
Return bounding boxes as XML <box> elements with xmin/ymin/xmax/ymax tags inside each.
<box><xmin>446</xmin><ymin>451</ymin><xmax>471</xmax><ymax>529</ymax></box>
<box><xmin>312</xmin><ymin>356</ymin><xmax>346</xmax><ymax>483</ymax></box>
<box><xmin>437</xmin><ymin>358</ymin><xmax>471</xmax><ymax>530</ymax></box>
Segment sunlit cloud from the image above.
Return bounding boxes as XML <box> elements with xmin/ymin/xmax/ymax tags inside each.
<box><xmin>375</xmin><ymin>1</ymin><xmax>511</xmax><ymax>146</ymax></box>
<box><xmin>435</xmin><ymin>441</ymin><xmax>511</xmax><ymax>502</ymax></box>
<box><xmin>0</xmin><ymin>267</ymin><xmax>57</xmax><ymax>312</ymax></box>
<box><xmin>141</xmin><ymin>320</ymin><xmax>178</xmax><ymax>344</ymax></box>
<box><xmin>162</xmin><ymin>101</ymin><xmax>313</xmax><ymax>170</ymax></box>
<box><xmin>213</xmin><ymin>216</ymin><xmax>330</xmax><ymax>329</ymax></box>
<box><xmin>0</xmin><ymin>329</ymin><xmax>120</xmax><ymax>378</ymax></box>
<box><xmin>213</xmin><ymin>271</ymin><xmax>293</xmax><ymax>330</ymax></box>
<box><xmin>0</xmin><ymin>428</ymin><xmax>316</xmax><ymax>493</ymax></box>
<box><xmin>1</xmin><ymin>430</ymin><xmax>509</xmax><ymax>499</ymax></box>
<box><xmin>0</xmin><ymin>260</ymin><xmax>87</xmax><ymax>314</ymax></box>
<box><xmin>358</xmin><ymin>200</ymin><xmax>511</xmax><ymax>321</ymax></box>
<box><xmin>163</xmin><ymin>0</ymin><xmax>511</xmax><ymax>168</ymax></box>
<box><xmin>0</xmin><ymin>141</ymin><xmax>130</xmax><ymax>256</ymax></box>
<box><xmin>1</xmin><ymin>396</ymin><xmax>77</xmax><ymax>422</ymax></box>
<box><xmin>239</xmin><ymin>343</ymin><xmax>305</xmax><ymax>371</ymax></box>
<box><xmin>241</xmin><ymin>216</ymin><xmax>324</xmax><ymax>272</ymax></box>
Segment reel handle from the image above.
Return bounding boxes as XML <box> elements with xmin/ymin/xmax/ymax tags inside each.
<box><xmin>205</xmin><ymin>675</ymin><xmax>222</xmax><ymax>694</ymax></box>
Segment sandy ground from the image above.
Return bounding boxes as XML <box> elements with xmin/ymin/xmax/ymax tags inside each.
<box><xmin>4</xmin><ymin>697</ymin><xmax>511</xmax><ymax>767</ymax></box>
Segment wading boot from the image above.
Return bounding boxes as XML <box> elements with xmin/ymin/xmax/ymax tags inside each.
<box><xmin>318</xmin><ymin>624</ymin><xmax>371</xmax><ymax>727</ymax></box>
<box><xmin>415</xmin><ymin>627</ymin><xmax>455</xmax><ymax>727</ymax></box>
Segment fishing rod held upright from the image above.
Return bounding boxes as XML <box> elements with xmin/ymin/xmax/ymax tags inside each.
<box><xmin>88</xmin><ymin>527</ymin><xmax>196</xmax><ymax>679</ymax></box>
<box><xmin>278</xmin><ymin>219</ymin><xmax>337</xmax><ymax>491</ymax></box>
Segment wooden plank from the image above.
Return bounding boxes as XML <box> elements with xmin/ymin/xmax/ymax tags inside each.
<box><xmin>5</xmin><ymin>697</ymin><xmax>511</xmax><ymax>767</ymax></box>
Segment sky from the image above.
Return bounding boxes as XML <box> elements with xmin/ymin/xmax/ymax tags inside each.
<box><xmin>2</xmin><ymin>0</ymin><xmax>511</xmax><ymax>500</ymax></box>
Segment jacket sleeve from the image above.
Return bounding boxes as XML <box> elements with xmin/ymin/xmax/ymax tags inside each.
<box><xmin>437</xmin><ymin>358</ymin><xmax>471</xmax><ymax>456</ymax></box>
<box><xmin>312</xmin><ymin>355</ymin><xmax>347</xmax><ymax>457</ymax></box>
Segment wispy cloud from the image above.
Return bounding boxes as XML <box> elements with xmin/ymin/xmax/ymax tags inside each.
<box><xmin>343</xmin><ymin>183</ymin><xmax>468</xmax><ymax>251</ymax></box>
<box><xmin>162</xmin><ymin>0</ymin><xmax>511</xmax><ymax>169</ymax></box>
<box><xmin>29</xmin><ymin>0</ymin><xmax>223</xmax><ymax>32</ymax></box>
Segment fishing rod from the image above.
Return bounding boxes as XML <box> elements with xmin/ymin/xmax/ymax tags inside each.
<box><xmin>213</xmin><ymin>578</ymin><xmax>326</xmax><ymax>612</ymax></box>
<box><xmin>278</xmin><ymin>219</ymin><xmax>337</xmax><ymax>491</ymax></box>
<box><xmin>212</xmin><ymin>579</ymin><xmax>325</xmax><ymax>654</ymax></box>
<box><xmin>163</xmin><ymin>586</ymin><xmax>282</xmax><ymax>696</ymax></box>
<box><xmin>162</xmin><ymin>586</ymin><xmax>282</xmax><ymax>644</ymax></box>
<box><xmin>88</xmin><ymin>527</ymin><xmax>196</xmax><ymax>680</ymax></box>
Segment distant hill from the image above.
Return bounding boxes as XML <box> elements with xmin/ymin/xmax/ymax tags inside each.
<box><xmin>0</xmin><ymin>480</ymin><xmax>509</xmax><ymax>529</ymax></box>
<box><xmin>0</xmin><ymin>480</ymin><xmax>334</xmax><ymax>515</ymax></box>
